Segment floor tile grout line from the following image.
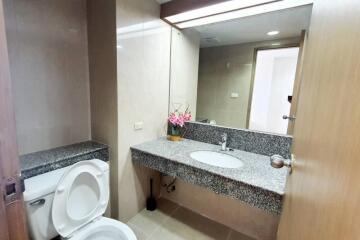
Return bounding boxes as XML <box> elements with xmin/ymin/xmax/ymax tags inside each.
<box><xmin>128</xmin><ymin>222</ymin><xmax>149</xmax><ymax>239</ymax></box>
<box><xmin>129</xmin><ymin>211</ymin><xmax>166</xmax><ymax>240</ymax></box>
<box><xmin>127</xmin><ymin>202</ymin><xmax>181</xmax><ymax>240</ymax></box>
<box><xmin>130</xmin><ymin>201</ymin><xmax>254</xmax><ymax>240</ymax></box>
<box><xmin>145</xmin><ymin>205</ymin><xmax>181</xmax><ymax>240</ymax></box>
<box><xmin>226</xmin><ymin>230</ymin><xmax>233</xmax><ymax>240</ymax></box>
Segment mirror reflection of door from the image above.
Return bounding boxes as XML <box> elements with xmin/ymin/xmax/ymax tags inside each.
<box><xmin>248</xmin><ymin>47</ymin><xmax>299</xmax><ymax>135</ymax></box>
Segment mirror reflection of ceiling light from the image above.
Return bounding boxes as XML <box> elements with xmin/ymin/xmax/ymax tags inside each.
<box><xmin>174</xmin><ymin>0</ymin><xmax>314</xmax><ymax>29</ymax></box>
<box><xmin>267</xmin><ymin>31</ymin><xmax>280</xmax><ymax>36</ymax></box>
<box><xmin>165</xmin><ymin>0</ymin><xmax>276</xmax><ymax>23</ymax></box>
<box><xmin>116</xmin><ymin>20</ymin><xmax>168</xmax><ymax>40</ymax></box>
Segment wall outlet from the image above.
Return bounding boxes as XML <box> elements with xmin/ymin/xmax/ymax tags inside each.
<box><xmin>134</xmin><ymin>121</ymin><xmax>143</xmax><ymax>130</ymax></box>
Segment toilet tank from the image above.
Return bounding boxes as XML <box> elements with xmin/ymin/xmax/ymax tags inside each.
<box><xmin>23</xmin><ymin>160</ymin><xmax>110</xmax><ymax>240</ymax></box>
<box><xmin>24</xmin><ymin>166</ymin><xmax>71</xmax><ymax>240</ymax></box>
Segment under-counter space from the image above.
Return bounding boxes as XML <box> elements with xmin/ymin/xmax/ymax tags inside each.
<box><xmin>20</xmin><ymin>141</ymin><xmax>109</xmax><ymax>179</ymax></box>
<box><xmin>131</xmin><ymin>137</ymin><xmax>288</xmax><ymax>215</ymax></box>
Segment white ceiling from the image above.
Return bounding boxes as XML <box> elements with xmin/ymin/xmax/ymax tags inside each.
<box><xmin>194</xmin><ymin>5</ymin><xmax>313</xmax><ymax>48</ymax></box>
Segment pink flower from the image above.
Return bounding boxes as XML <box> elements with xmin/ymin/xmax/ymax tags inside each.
<box><xmin>168</xmin><ymin>113</ymin><xmax>178</xmax><ymax>125</ymax></box>
<box><xmin>177</xmin><ymin>115</ymin><xmax>185</xmax><ymax>127</ymax></box>
<box><xmin>168</xmin><ymin>106</ymin><xmax>192</xmax><ymax>127</ymax></box>
<box><xmin>183</xmin><ymin>113</ymin><xmax>191</xmax><ymax>121</ymax></box>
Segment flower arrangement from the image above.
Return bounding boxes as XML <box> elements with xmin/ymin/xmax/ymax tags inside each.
<box><xmin>168</xmin><ymin>106</ymin><xmax>191</xmax><ymax>141</ymax></box>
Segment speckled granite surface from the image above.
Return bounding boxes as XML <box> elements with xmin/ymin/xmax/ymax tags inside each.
<box><xmin>182</xmin><ymin>122</ymin><xmax>293</xmax><ymax>158</ymax></box>
<box><xmin>20</xmin><ymin>141</ymin><xmax>109</xmax><ymax>179</ymax></box>
<box><xmin>131</xmin><ymin>137</ymin><xmax>288</xmax><ymax>215</ymax></box>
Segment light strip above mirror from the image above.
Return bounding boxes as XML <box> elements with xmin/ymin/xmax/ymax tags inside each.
<box><xmin>165</xmin><ymin>0</ymin><xmax>277</xmax><ymax>23</ymax></box>
<box><xmin>169</xmin><ymin>0</ymin><xmax>314</xmax><ymax>29</ymax></box>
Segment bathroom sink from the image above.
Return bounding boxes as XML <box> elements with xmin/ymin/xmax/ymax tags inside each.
<box><xmin>190</xmin><ymin>151</ymin><xmax>244</xmax><ymax>169</ymax></box>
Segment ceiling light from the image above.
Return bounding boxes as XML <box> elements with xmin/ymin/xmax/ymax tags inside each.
<box><xmin>176</xmin><ymin>0</ymin><xmax>314</xmax><ymax>29</ymax></box>
<box><xmin>165</xmin><ymin>0</ymin><xmax>276</xmax><ymax>23</ymax></box>
<box><xmin>271</xmin><ymin>43</ymin><xmax>281</xmax><ymax>46</ymax></box>
<box><xmin>267</xmin><ymin>31</ymin><xmax>279</xmax><ymax>36</ymax></box>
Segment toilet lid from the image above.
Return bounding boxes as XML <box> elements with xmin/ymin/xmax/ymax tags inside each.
<box><xmin>52</xmin><ymin>160</ymin><xmax>109</xmax><ymax>238</ymax></box>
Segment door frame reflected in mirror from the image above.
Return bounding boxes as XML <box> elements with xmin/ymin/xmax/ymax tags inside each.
<box><xmin>246</xmin><ymin>42</ymin><xmax>301</xmax><ymax>135</ymax></box>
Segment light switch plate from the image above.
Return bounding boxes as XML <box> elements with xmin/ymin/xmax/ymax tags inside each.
<box><xmin>231</xmin><ymin>93</ymin><xmax>239</xmax><ymax>98</ymax></box>
<box><xmin>134</xmin><ymin>122</ymin><xmax>143</xmax><ymax>130</ymax></box>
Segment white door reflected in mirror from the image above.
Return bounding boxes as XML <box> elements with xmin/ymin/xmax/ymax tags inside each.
<box><xmin>249</xmin><ymin>47</ymin><xmax>299</xmax><ymax>134</ymax></box>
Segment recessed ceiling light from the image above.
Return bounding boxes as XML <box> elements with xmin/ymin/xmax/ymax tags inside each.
<box><xmin>271</xmin><ymin>43</ymin><xmax>281</xmax><ymax>46</ymax></box>
<box><xmin>267</xmin><ymin>31</ymin><xmax>280</xmax><ymax>36</ymax></box>
<box><xmin>175</xmin><ymin>0</ymin><xmax>314</xmax><ymax>29</ymax></box>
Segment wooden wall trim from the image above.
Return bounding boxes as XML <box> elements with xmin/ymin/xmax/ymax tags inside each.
<box><xmin>0</xmin><ymin>2</ymin><xmax>11</xmax><ymax>238</ymax></box>
<box><xmin>287</xmin><ymin>30</ymin><xmax>307</xmax><ymax>135</ymax></box>
<box><xmin>0</xmin><ymin>1</ymin><xmax>29</xmax><ymax>239</ymax></box>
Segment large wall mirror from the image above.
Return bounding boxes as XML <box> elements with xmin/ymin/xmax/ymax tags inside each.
<box><xmin>168</xmin><ymin>2</ymin><xmax>313</xmax><ymax>135</ymax></box>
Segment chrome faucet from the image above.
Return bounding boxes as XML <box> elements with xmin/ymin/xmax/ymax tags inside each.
<box><xmin>219</xmin><ymin>133</ymin><xmax>228</xmax><ymax>151</ymax></box>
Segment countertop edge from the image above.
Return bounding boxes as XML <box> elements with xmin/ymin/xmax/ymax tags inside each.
<box><xmin>21</xmin><ymin>141</ymin><xmax>109</xmax><ymax>179</ymax></box>
<box><xmin>130</xmin><ymin>146</ymin><xmax>283</xmax><ymax>196</ymax></box>
<box><xmin>131</xmin><ymin>147</ymin><xmax>283</xmax><ymax>215</ymax></box>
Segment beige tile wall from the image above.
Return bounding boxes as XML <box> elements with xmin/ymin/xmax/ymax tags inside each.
<box><xmin>87</xmin><ymin>0</ymin><xmax>118</xmax><ymax>218</ymax></box>
<box><xmin>161</xmin><ymin>179</ymin><xmax>280</xmax><ymax>240</ymax></box>
<box><xmin>116</xmin><ymin>0</ymin><xmax>171</xmax><ymax>221</ymax></box>
<box><xmin>4</xmin><ymin>0</ymin><xmax>91</xmax><ymax>155</ymax></box>
<box><xmin>197</xmin><ymin>38</ymin><xmax>300</xmax><ymax>128</ymax></box>
<box><xmin>169</xmin><ymin>28</ymin><xmax>200</xmax><ymax>116</ymax></box>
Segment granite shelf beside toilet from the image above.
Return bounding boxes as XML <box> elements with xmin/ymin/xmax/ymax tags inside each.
<box><xmin>20</xmin><ymin>141</ymin><xmax>109</xmax><ymax>179</ymax></box>
<box><xmin>131</xmin><ymin>137</ymin><xmax>288</xmax><ymax>215</ymax></box>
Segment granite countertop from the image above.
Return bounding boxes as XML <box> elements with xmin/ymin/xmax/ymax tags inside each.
<box><xmin>131</xmin><ymin>137</ymin><xmax>288</xmax><ymax>215</ymax></box>
<box><xmin>20</xmin><ymin>141</ymin><xmax>109</xmax><ymax>179</ymax></box>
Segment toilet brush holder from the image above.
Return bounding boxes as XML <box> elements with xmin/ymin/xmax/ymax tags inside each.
<box><xmin>146</xmin><ymin>178</ymin><xmax>157</xmax><ymax>211</ymax></box>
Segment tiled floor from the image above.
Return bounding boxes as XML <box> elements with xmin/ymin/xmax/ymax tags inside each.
<box><xmin>127</xmin><ymin>198</ymin><xmax>255</xmax><ymax>240</ymax></box>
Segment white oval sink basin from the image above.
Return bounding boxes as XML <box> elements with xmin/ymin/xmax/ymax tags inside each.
<box><xmin>190</xmin><ymin>151</ymin><xmax>244</xmax><ymax>169</ymax></box>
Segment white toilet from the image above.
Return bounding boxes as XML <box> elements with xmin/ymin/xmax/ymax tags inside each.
<box><xmin>24</xmin><ymin>159</ymin><xmax>137</xmax><ymax>240</ymax></box>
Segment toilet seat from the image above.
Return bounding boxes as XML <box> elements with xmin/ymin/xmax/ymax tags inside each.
<box><xmin>52</xmin><ymin>160</ymin><xmax>109</xmax><ymax>238</ymax></box>
<box><xmin>70</xmin><ymin>217</ymin><xmax>137</xmax><ymax>240</ymax></box>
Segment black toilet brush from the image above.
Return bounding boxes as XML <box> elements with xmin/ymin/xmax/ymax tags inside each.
<box><xmin>146</xmin><ymin>178</ymin><xmax>157</xmax><ymax>211</ymax></box>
